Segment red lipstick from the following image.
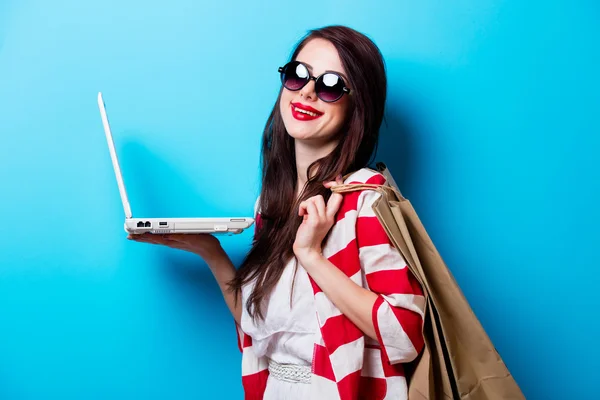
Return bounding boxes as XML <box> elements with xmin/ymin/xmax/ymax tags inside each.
<box><xmin>291</xmin><ymin>102</ymin><xmax>323</xmax><ymax>121</ymax></box>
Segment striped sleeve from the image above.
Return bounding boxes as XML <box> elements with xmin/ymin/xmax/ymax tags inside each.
<box><xmin>235</xmin><ymin>325</ymin><xmax>269</xmax><ymax>399</ymax></box>
<box><xmin>231</xmin><ymin>196</ymin><xmax>269</xmax><ymax>399</ymax></box>
<box><xmin>355</xmin><ymin>180</ymin><xmax>425</xmax><ymax>365</ymax></box>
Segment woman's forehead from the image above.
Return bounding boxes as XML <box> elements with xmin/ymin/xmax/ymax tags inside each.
<box><xmin>295</xmin><ymin>38</ymin><xmax>346</xmax><ymax>76</ymax></box>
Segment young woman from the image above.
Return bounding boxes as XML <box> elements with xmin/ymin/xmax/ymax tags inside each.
<box><xmin>131</xmin><ymin>25</ymin><xmax>425</xmax><ymax>400</ymax></box>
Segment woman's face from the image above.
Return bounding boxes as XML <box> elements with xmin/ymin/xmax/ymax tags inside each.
<box><xmin>279</xmin><ymin>38</ymin><xmax>351</xmax><ymax>145</ymax></box>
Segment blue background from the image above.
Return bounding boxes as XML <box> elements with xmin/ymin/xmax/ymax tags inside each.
<box><xmin>1</xmin><ymin>1</ymin><xmax>598</xmax><ymax>399</ymax></box>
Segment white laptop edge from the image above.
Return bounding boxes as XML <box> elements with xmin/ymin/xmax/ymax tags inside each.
<box><xmin>97</xmin><ymin>91</ymin><xmax>254</xmax><ymax>235</ymax></box>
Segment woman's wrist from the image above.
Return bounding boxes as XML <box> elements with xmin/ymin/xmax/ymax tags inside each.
<box><xmin>294</xmin><ymin>248</ymin><xmax>324</xmax><ymax>269</ymax></box>
<box><xmin>203</xmin><ymin>248</ymin><xmax>235</xmax><ymax>282</ymax></box>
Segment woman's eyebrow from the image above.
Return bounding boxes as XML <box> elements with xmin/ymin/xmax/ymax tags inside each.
<box><xmin>302</xmin><ymin>61</ymin><xmax>349</xmax><ymax>83</ymax></box>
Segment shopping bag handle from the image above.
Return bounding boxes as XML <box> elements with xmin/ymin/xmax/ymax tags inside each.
<box><xmin>376</xmin><ymin>162</ymin><xmax>402</xmax><ymax>197</ymax></box>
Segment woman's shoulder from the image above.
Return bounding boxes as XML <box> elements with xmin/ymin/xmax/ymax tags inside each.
<box><xmin>253</xmin><ymin>168</ymin><xmax>385</xmax><ymax>217</ymax></box>
<box><xmin>333</xmin><ymin>168</ymin><xmax>388</xmax><ymax>220</ymax></box>
<box><xmin>343</xmin><ymin>167</ymin><xmax>386</xmax><ymax>186</ymax></box>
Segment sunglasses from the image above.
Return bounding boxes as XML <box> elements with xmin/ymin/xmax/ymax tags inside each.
<box><xmin>278</xmin><ymin>61</ymin><xmax>352</xmax><ymax>103</ymax></box>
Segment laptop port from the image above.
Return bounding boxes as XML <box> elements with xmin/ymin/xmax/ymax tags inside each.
<box><xmin>137</xmin><ymin>221</ymin><xmax>145</xmax><ymax>228</ymax></box>
<box><xmin>144</xmin><ymin>221</ymin><xmax>151</xmax><ymax>228</ymax></box>
<box><xmin>159</xmin><ymin>222</ymin><xmax>168</xmax><ymax>226</ymax></box>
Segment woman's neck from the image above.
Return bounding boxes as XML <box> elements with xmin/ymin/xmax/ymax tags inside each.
<box><xmin>295</xmin><ymin>138</ymin><xmax>339</xmax><ymax>197</ymax></box>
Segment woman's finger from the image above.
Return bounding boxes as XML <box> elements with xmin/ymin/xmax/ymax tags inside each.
<box><xmin>326</xmin><ymin>192</ymin><xmax>344</xmax><ymax>219</ymax></box>
<box><xmin>306</xmin><ymin>201</ymin><xmax>319</xmax><ymax>224</ymax></box>
<box><xmin>313</xmin><ymin>195</ymin><xmax>326</xmax><ymax>219</ymax></box>
<box><xmin>324</xmin><ymin>174</ymin><xmax>344</xmax><ymax>189</ymax></box>
<box><xmin>128</xmin><ymin>233</ymin><xmax>151</xmax><ymax>242</ymax></box>
<box><xmin>129</xmin><ymin>233</ymin><xmax>172</xmax><ymax>246</ymax></box>
<box><xmin>298</xmin><ymin>200</ymin><xmax>308</xmax><ymax>216</ymax></box>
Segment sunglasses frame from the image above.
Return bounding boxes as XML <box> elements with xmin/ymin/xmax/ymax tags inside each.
<box><xmin>278</xmin><ymin>61</ymin><xmax>352</xmax><ymax>103</ymax></box>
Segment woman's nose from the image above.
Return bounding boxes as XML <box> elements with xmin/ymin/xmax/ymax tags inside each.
<box><xmin>299</xmin><ymin>78</ymin><xmax>317</xmax><ymax>101</ymax></box>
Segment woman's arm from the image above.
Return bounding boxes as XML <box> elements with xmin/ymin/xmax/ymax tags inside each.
<box><xmin>128</xmin><ymin>233</ymin><xmax>242</xmax><ymax>325</ymax></box>
<box><xmin>297</xmin><ymin>251</ymin><xmax>379</xmax><ymax>340</ymax></box>
<box><xmin>204</xmin><ymin>247</ymin><xmax>242</xmax><ymax>325</ymax></box>
<box><xmin>294</xmin><ymin>179</ymin><xmax>425</xmax><ymax>364</ymax></box>
<box><xmin>298</xmin><ymin>239</ymin><xmax>424</xmax><ymax>364</ymax></box>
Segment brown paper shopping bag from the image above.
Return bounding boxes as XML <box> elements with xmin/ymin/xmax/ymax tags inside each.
<box><xmin>333</xmin><ymin>163</ymin><xmax>525</xmax><ymax>400</ymax></box>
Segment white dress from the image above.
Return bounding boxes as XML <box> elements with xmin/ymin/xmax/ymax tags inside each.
<box><xmin>240</xmin><ymin>258</ymin><xmax>319</xmax><ymax>399</ymax></box>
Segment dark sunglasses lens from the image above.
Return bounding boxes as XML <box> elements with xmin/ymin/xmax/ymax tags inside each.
<box><xmin>282</xmin><ymin>62</ymin><xmax>309</xmax><ymax>90</ymax></box>
<box><xmin>316</xmin><ymin>73</ymin><xmax>345</xmax><ymax>102</ymax></box>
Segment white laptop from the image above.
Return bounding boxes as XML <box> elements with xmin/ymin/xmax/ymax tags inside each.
<box><xmin>97</xmin><ymin>92</ymin><xmax>254</xmax><ymax>235</ymax></box>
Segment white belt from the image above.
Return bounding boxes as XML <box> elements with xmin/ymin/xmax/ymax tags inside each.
<box><xmin>268</xmin><ymin>358</ymin><xmax>312</xmax><ymax>384</ymax></box>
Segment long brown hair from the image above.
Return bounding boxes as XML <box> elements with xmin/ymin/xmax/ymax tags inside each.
<box><xmin>229</xmin><ymin>25</ymin><xmax>387</xmax><ymax>321</ymax></box>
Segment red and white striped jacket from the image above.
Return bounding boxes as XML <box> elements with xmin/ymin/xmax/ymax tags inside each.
<box><xmin>236</xmin><ymin>168</ymin><xmax>425</xmax><ymax>400</ymax></box>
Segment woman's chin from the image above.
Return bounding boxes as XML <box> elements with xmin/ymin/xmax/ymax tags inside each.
<box><xmin>287</xmin><ymin>131</ymin><xmax>313</xmax><ymax>141</ymax></box>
